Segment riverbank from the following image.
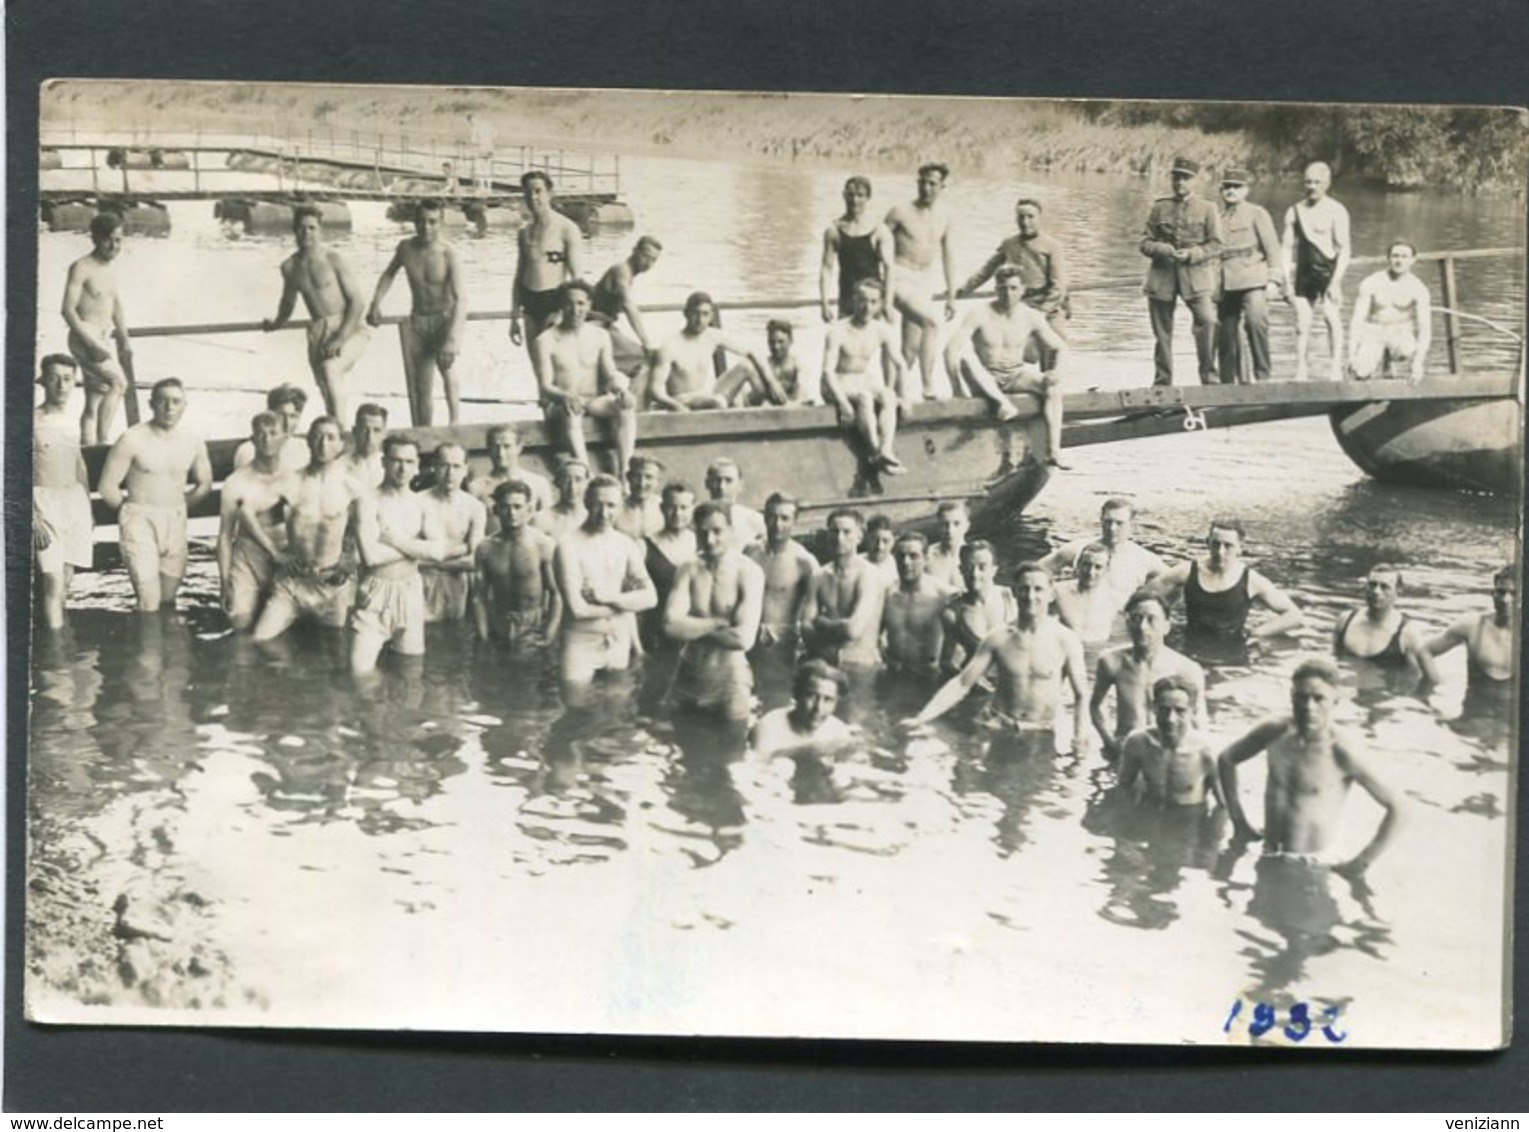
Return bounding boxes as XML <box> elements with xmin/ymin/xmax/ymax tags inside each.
<box><xmin>42</xmin><ymin>81</ymin><xmax>1528</xmax><ymax>193</ymax></box>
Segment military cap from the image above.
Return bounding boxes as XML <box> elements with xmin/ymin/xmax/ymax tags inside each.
<box><xmin>1170</xmin><ymin>156</ymin><xmax>1200</xmax><ymax>177</ymax></box>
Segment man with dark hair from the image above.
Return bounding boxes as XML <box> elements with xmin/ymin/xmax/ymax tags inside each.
<box><xmin>367</xmin><ymin>198</ymin><xmax>468</xmax><ymax>426</ymax></box>
<box><xmin>822</xmin><ymin>278</ymin><xmax>910</xmax><ymax>474</ymax></box>
<box><xmin>1349</xmin><ymin>241</ymin><xmax>1431</xmax><ymax>382</ymax></box>
<box><xmin>473</xmin><ymin>479</ymin><xmax>560</xmax><ymax>651</ymax></box>
<box><xmin>881</xmin><ymin>531</ymin><xmax>953</xmax><ymax>678</ymax></box>
<box><xmin>468</xmin><ymin>423</ymin><xmax>552</xmax><ymax>521</ymax></box>
<box><xmin>589</xmin><ymin>235</ymin><xmax>662</xmax><ymax>377</ymax></box>
<box><xmin>958</xmin><ymin>196</ymin><xmax>1069</xmax><ymax>370</ymax></box>
<box><xmin>417</xmin><ymin>442</ymin><xmax>486</xmax><ymax>623</ymax></box>
<box><xmin>33</xmin><ymin>355</ymin><xmax>92</xmax><ymax>629</ymax></box>
<box><xmin>885</xmin><ymin>163</ymin><xmax>957</xmax><ymax>399</ymax></box>
<box><xmin>535</xmin><ymin>281</ymin><xmax>637</xmax><ymax>472</ymax></box>
<box><xmin>62</xmin><ymin>210</ymin><xmax>134</xmax><ymax>444</ymax></box>
<box><xmin>1427</xmin><ymin>564</ymin><xmax>1515</xmax><ymax>690</ymax></box>
<box><xmin>233</xmin><ymin>383</ymin><xmax>311</xmax><ymax>472</ymax></box>
<box><xmin>762</xmin><ymin>319</ymin><xmax>809</xmax><ymax>404</ymax></box>
<box><xmin>648</xmin><ymin>291</ymin><xmax>778</xmax><ymax>410</ymax></box>
<box><xmin>263</xmin><ymin>202</ymin><xmax>369</xmax><ymax>420</ymax></box>
<box><xmin>1140</xmin><ymin>156</ymin><xmax>1223</xmax><ymax>386</ymax></box>
<box><xmin>510</xmin><ymin>170</ymin><xmax>582</xmax><ymax>351</ymax></box>
<box><xmin>1151</xmin><ymin>518</ymin><xmax>1301</xmax><ymax>641</ymax></box>
<box><xmin>1334</xmin><ymin>564</ymin><xmax>1437</xmax><ymax>678</ymax></box>
<box><xmin>351</xmin><ymin>435</ymin><xmax>439</xmax><ymax>674</ymax></box>
<box><xmin>1090</xmin><ymin>590</ymin><xmax>1206</xmax><ymax>761</ymax></box>
<box><xmin>218</xmin><ymin>411</ymin><xmax>295</xmax><ymax>631</ymax></box>
<box><xmin>342</xmin><ymin>403</ymin><xmax>389</xmax><ymax>496</ymax></box>
<box><xmin>1041</xmin><ymin>497</ymin><xmax>1167</xmax><ymax>602</ymax></box>
<box><xmin>820</xmin><ymin>175</ymin><xmax>895</xmax><ymax>324</ymax></box>
<box><xmin>804</xmin><ymin>508</ymin><xmax>886</xmax><ymax>668</ymax></box>
<box><xmin>746</xmin><ymin>491</ymin><xmax>818</xmax><ymax>655</ymax></box>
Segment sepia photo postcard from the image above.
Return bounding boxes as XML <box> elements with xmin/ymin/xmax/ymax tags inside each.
<box><xmin>23</xmin><ymin>79</ymin><xmax>1524</xmax><ymax>1049</ymax></box>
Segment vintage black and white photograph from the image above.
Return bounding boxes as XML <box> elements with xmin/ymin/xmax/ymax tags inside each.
<box><xmin>24</xmin><ymin>80</ymin><xmax>1523</xmax><ymax>1048</ymax></box>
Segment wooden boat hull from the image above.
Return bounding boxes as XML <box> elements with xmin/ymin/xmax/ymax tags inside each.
<box><xmin>1329</xmin><ymin>396</ymin><xmax>1523</xmax><ymax>494</ymax></box>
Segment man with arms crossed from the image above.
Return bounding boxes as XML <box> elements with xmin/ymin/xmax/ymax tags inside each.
<box><xmin>822</xmin><ymin>278</ymin><xmax>911</xmax><ymax>475</ymax></box>
<box><xmin>262</xmin><ymin>203</ymin><xmax>370</xmax><ymax>421</ymax></box>
<box><xmin>473</xmin><ymin>480</ymin><xmax>561</xmax><ymax>653</ymax></box>
<box><xmin>803</xmin><ymin>508</ymin><xmax>886</xmax><ymax>669</ymax></box>
<box><xmin>367</xmin><ymin>199</ymin><xmax>468</xmax><ymax>426</ymax></box>
<box><xmin>418</xmin><ymin>442</ymin><xmax>487</xmax><ymax>623</ymax></box>
<box><xmin>884</xmin><ymin>163</ymin><xmax>957</xmax><ymax>400</ymax></box>
<box><xmin>509</xmin><ymin>171</ymin><xmax>582</xmax><ymax>353</ymax></box>
<box><xmin>535</xmin><ymin>281</ymin><xmax>637</xmax><ymax>474</ymax></box>
<box><xmin>1281</xmin><ymin>162</ymin><xmax>1351</xmax><ymax>383</ymax></box>
<box><xmin>820</xmin><ymin>175</ymin><xmax>895</xmax><ymax>324</ymax></box>
<box><xmin>1219</xmin><ymin>658</ymin><xmax>1401</xmax><ymax>875</ymax></box>
<box><xmin>98</xmin><ymin>377</ymin><xmax>212</xmax><ymax>613</ymax></box>
<box><xmin>1348</xmin><ymin>240</ymin><xmax>1432</xmax><ymax>382</ymax></box>
<box><xmin>904</xmin><ymin>562</ymin><xmax>1090</xmax><ymax>758</ymax></box>
<box><xmin>218</xmin><ymin>411</ymin><xmax>295</xmax><ymax>631</ymax></box>
<box><xmin>62</xmin><ymin>211</ymin><xmax>135</xmax><ymax>444</ymax></box>
<box><xmin>251</xmin><ymin>417</ymin><xmax>360</xmax><ymax>643</ymax></box>
<box><xmin>648</xmin><ymin>291</ymin><xmax>780</xmax><ymax>410</ymax></box>
<box><xmin>33</xmin><ymin>355</ymin><xmax>93</xmax><ymax>629</ymax></box>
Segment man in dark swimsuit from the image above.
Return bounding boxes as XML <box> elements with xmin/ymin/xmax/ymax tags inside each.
<box><xmin>820</xmin><ymin>176</ymin><xmax>895</xmax><ymax>323</ymax></box>
<box><xmin>1151</xmin><ymin>518</ymin><xmax>1301</xmax><ymax>642</ymax></box>
<box><xmin>589</xmin><ymin>235</ymin><xmax>662</xmax><ymax>379</ymax></box>
<box><xmin>1280</xmin><ymin>162</ymin><xmax>1351</xmax><ymax>382</ymax></box>
<box><xmin>1333</xmin><ymin>564</ymin><xmax>1438</xmax><ymax>679</ymax></box>
<box><xmin>641</xmin><ymin>480</ymin><xmax>697</xmax><ymax>652</ymax></box>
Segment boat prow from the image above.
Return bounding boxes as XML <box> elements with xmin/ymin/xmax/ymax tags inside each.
<box><xmin>1329</xmin><ymin>393</ymin><xmax>1523</xmax><ymax>495</ymax></box>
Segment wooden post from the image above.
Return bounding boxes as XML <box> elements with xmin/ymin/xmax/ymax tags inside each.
<box><xmin>1439</xmin><ymin>254</ymin><xmax>1461</xmax><ymax>374</ymax></box>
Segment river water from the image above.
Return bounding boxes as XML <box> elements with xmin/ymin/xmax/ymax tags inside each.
<box><xmin>27</xmin><ymin>149</ymin><xmax>1522</xmax><ymax>1045</ymax></box>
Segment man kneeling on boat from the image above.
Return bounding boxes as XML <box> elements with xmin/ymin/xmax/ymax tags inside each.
<box><xmin>535</xmin><ymin>280</ymin><xmax>637</xmax><ymax>475</ymax></box>
<box><xmin>821</xmin><ymin>278</ymin><xmax>911</xmax><ymax>475</ymax></box>
<box><xmin>1348</xmin><ymin>240</ymin><xmax>1431</xmax><ymax>383</ymax></box>
<box><xmin>943</xmin><ymin>264</ymin><xmax>1070</xmax><ymax>468</ymax></box>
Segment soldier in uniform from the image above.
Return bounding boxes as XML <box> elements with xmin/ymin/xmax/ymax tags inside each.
<box><xmin>1215</xmin><ymin>168</ymin><xmax>1284</xmax><ymax>384</ymax></box>
<box><xmin>1139</xmin><ymin>156</ymin><xmax>1223</xmax><ymax>386</ymax></box>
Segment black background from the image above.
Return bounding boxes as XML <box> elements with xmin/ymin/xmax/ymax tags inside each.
<box><xmin>8</xmin><ymin>0</ymin><xmax>1529</xmax><ymax>1112</ymax></box>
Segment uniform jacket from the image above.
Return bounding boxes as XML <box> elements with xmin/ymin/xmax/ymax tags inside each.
<box><xmin>1218</xmin><ymin>200</ymin><xmax>1283</xmax><ymax>292</ymax></box>
<box><xmin>1140</xmin><ymin>194</ymin><xmax>1223</xmax><ymax>299</ymax></box>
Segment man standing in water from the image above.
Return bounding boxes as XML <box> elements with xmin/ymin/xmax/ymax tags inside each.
<box><xmin>468</xmin><ymin>423</ymin><xmax>553</xmax><ymax>523</ymax></box>
<box><xmin>262</xmin><ymin>203</ymin><xmax>370</xmax><ymax>422</ymax></box>
<box><xmin>218</xmin><ymin>412</ymin><xmax>295</xmax><ymax>632</ymax></box>
<box><xmin>821</xmin><ymin>278</ymin><xmax>911</xmax><ymax>475</ymax></box>
<box><xmin>1041</xmin><ymin>498</ymin><xmax>1167</xmax><ymax>605</ymax></box>
<box><xmin>33</xmin><ymin>355</ymin><xmax>93</xmax><ymax>629</ymax></box>
<box><xmin>62</xmin><ymin>211</ymin><xmax>134</xmax><ymax>444</ymax></box>
<box><xmin>1215</xmin><ymin>168</ymin><xmax>1283</xmax><ymax>384</ymax></box>
<box><xmin>535</xmin><ymin>281</ymin><xmax>637</xmax><ymax>474</ymax></box>
<box><xmin>367</xmin><ymin>198</ymin><xmax>468</xmax><ymax>426</ymax></box>
<box><xmin>252</xmin><ymin>417</ymin><xmax>361</xmax><ymax>642</ymax></box>
<box><xmin>1140</xmin><ymin>156</ymin><xmax>1223</xmax><ymax>387</ymax></box>
<box><xmin>342</xmin><ymin>403</ymin><xmax>389</xmax><ymax>496</ymax></box>
<box><xmin>943</xmin><ymin>264</ymin><xmax>1071</xmax><ymax>463</ymax></box>
<box><xmin>417</xmin><ymin>442</ymin><xmax>486</xmax><ymax>624</ymax></box>
<box><xmin>97</xmin><ymin>378</ymin><xmax>212</xmax><ymax>614</ymax></box>
<box><xmin>1051</xmin><ymin>542</ymin><xmax>1121</xmax><ymax>647</ymax></box>
<box><xmin>664</xmin><ymin>501</ymin><xmax>765</xmax><ymax>723</ymax></box>
<box><xmin>1218</xmin><ymin>658</ymin><xmax>1402</xmax><ymax>874</ymax></box>
<box><xmin>958</xmin><ymin>197</ymin><xmax>1069</xmax><ymax>371</ymax></box>
<box><xmin>746</xmin><ymin>491</ymin><xmax>819</xmax><ymax>657</ymax></box>
<box><xmin>1281</xmin><ymin>161</ymin><xmax>1351</xmax><ymax>382</ymax></box>
<box><xmin>704</xmin><ymin>458</ymin><xmax>768</xmax><ymax>548</ymax></box>
<box><xmin>1427</xmin><ymin>564</ymin><xmax>1515</xmax><ymax>689</ymax></box>
<box><xmin>803</xmin><ymin>508</ymin><xmax>886</xmax><ymax>669</ymax></box>
<box><xmin>884</xmin><ymin>163</ymin><xmax>958</xmax><ymax>400</ymax></box>
<box><xmin>1333</xmin><ymin>564</ymin><xmax>1438</xmax><ymax>679</ymax></box>
<box><xmin>473</xmin><ymin>480</ymin><xmax>561</xmax><ymax>652</ymax></box>
<box><xmin>880</xmin><ymin>531</ymin><xmax>953</xmax><ymax>679</ymax></box>
<box><xmin>1151</xmin><ymin>518</ymin><xmax>1302</xmax><ymax>642</ymax></box>
<box><xmin>820</xmin><ymin>175</ymin><xmax>896</xmax><ymax>324</ymax></box>
<box><xmin>1348</xmin><ymin>240</ymin><xmax>1432</xmax><ymax>382</ymax></box>
<box><xmin>904</xmin><ymin>562</ymin><xmax>1090</xmax><ymax>757</ymax></box>
<box><xmin>1090</xmin><ymin>591</ymin><xmax>1206</xmax><ymax>762</ymax></box>
<box><xmin>509</xmin><ymin>171</ymin><xmax>582</xmax><ymax>353</ymax></box>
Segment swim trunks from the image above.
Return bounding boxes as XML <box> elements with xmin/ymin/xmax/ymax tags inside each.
<box><xmin>560</xmin><ymin>615</ymin><xmax>637</xmax><ymax>683</ymax></box>
<box><xmin>1184</xmin><ymin>560</ymin><xmax>1251</xmax><ymax>638</ymax></box>
<box><xmin>521</xmin><ymin>287</ymin><xmax>562</xmax><ymax>332</ymax></box>
<box><xmin>350</xmin><ymin>571</ymin><xmax>427</xmax><ymax>654</ymax></box>
<box><xmin>265</xmin><ymin>565</ymin><xmax>356</xmax><ymax>628</ymax></box>
<box><xmin>1291</xmin><ymin>211</ymin><xmax>1338</xmax><ymax>302</ymax></box>
<box><xmin>119</xmin><ymin>500</ymin><xmax>188</xmax><ymax>589</ymax></box>
<box><xmin>401</xmin><ymin>312</ymin><xmax>453</xmax><ymax>359</ymax></box>
<box><xmin>492</xmin><ymin>607</ymin><xmax>548</xmax><ymax>650</ymax></box>
<box><xmin>1351</xmin><ymin>323</ymin><xmax>1417</xmax><ymax>379</ymax></box>
<box><xmin>306</xmin><ymin>314</ymin><xmax>370</xmax><ymax>370</ymax></box>
<box><xmin>67</xmin><ymin>327</ymin><xmax>123</xmax><ymax>392</ymax></box>
<box><xmin>671</xmin><ymin>641</ymin><xmax>754</xmax><ymax>719</ymax></box>
<box><xmin>33</xmin><ymin>484</ymin><xmax>93</xmax><ymax>572</ymax></box>
<box><xmin>992</xmin><ymin>362</ymin><xmax>1047</xmax><ymax>394</ymax></box>
<box><xmin>226</xmin><ymin>537</ymin><xmax>277</xmax><ymax>623</ymax></box>
<box><xmin>836</xmin><ymin>230</ymin><xmax>881</xmax><ymax>312</ymax></box>
<box><xmin>421</xmin><ymin>566</ymin><xmax>471</xmax><ymax>623</ymax></box>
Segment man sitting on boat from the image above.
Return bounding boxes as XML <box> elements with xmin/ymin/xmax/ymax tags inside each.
<box><xmin>588</xmin><ymin>235</ymin><xmax>663</xmax><ymax>384</ymax></box>
<box><xmin>534</xmin><ymin>281</ymin><xmax>637</xmax><ymax>476</ymax></box>
<box><xmin>647</xmin><ymin>291</ymin><xmax>781</xmax><ymax>410</ymax></box>
<box><xmin>821</xmin><ymin>278</ymin><xmax>911</xmax><ymax>476</ymax></box>
<box><xmin>1348</xmin><ymin>240</ymin><xmax>1432</xmax><ymax>382</ymax></box>
<box><xmin>943</xmin><ymin>264</ymin><xmax>1070</xmax><ymax>468</ymax></box>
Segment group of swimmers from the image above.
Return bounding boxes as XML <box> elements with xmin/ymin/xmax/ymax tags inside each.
<box><xmin>32</xmin><ymin>352</ymin><xmax>1517</xmax><ymax>873</ymax></box>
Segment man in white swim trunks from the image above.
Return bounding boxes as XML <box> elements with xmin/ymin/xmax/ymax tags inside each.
<box><xmin>1348</xmin><ymin>240</ymin><xmax>1432</xmax><ymax>382</ymax></box>
<box><xmin>647</xmin><ymin>291</ymin><xmax>780</xmax><ymax>410</ymax></box>
<box><xmin>535</xmin><ymin>281</ymin><xmax>638</xmax><ymax>474</ymax></box>
<box><xmin>417</xmin><ymin>442</ymin><xmax>487</xmax><ymax>623</ymax></box>
<box><xmin>217</xmin><ymin>411</ymin><xmax>296</xmax><ymax>631</ymax></box>
<box><xmin>62</xmin><ymin>210</ymin><xmax>135</xmax><ymax>444</ymax></box>
<box><xmin>97</xmin><ymin>377</ymin><xmax>213</xmax><ymax>613</ymax></box>
<box><xmin>262</xmin><ymin>203</ymin><xmax>370</xmax><ymax>422</ymax></box>
<box><xmin>33</xmin><ymin>354</ymin><xmax>94</xmax><ymax>629</ymax></box>
<box><xmin>821</xmin><ymin>278</ymin><xmax>912</xmax><ymax>475</ymax></box>
<box><xmin>351</xmin><ymin>435</ymin><xmax>441</xmax><ymax>674</ymax></box>
<box><xmin>884</xmin><ymin>163</ymin><xmax>957</xmax><ymax>400</ymax></box>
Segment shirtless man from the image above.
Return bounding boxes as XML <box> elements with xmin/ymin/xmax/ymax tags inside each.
<box><xmin>663</xmin><ymin>500</ymin><xmax>765</xmax><ymax>722</ymax></box>
<box><xmin>1427</xmin><ymin>564</ymin><xmax>1515</xmax><ymax>689</ymax></box>
<box><xmin>1349</xmin><ymin>241</ymin><xmax>1432</xmax><ymax>382</ymax></box>
<box><xmin>820</xmin><ymin>175</ymin><xmax>895</xmax><ymax>323</ymax></box>
<box><xmin>552</xmin><ymin>474</ymin><xmax>657</xmax><ymax>694</ymax></box>
<box><xmin>705</xmin><ymin>458</ymin><xmax>767</xmax><ymax>548</ymax></box>
<box><xmin>863</xmin><ymin>513</ymin><xmax>898</xmax><ymax>587</ymax></box>
<box><xmin>97</xmin><ymin>378</ymin><xmax>212</xmax><ymax>613</ymax></box>
<box><xmin>958</xmin><ymin>197</ymin><xmax>1069</xmax><ymax>370</ymax></box>
<box><xmin>341</xmin><ymin>403</ymin><xmax>388</xmax><ymax>496</ymax></box>
<box><xmin>881</xmin><ymin>532</ymin><xmax>953</xmax><ymax>678</ymax></box>
<box><xmin>821</xmin><ymin>279</ymin><xmax>911</xmax><ymax>474</ymax></box>
<box><xmin>467</xmin><ymin>423</ymin><xmax>553</xmax><ymax>524</ymax></box>
<box><xmin>943</xmin><ymin>264</ymin><xmax>1070</xmax><ymax>462</ymax></box>
<box><xmin>509</xmin><ymin>170</ymin><xmax>582</xmax><ymax>352</ymax></box>
<box><xmin>925</xmin><ymin>500</ymin><xmax>969</xmax><ymax>591</ymax></box>
<box><xmin>1333</xmin><ymin>564</ymin><xmax>1438</xmax><ymax>680</ymax></box>
<box><xmin>1152</xmin><ymin>518</ymin><xmax>1302</xmax><ymax>641</ymax></box>
<box><xmin>351</xmin><ymin>436</ymin><xmax>441</xmax><ymax>673</ymax></box>
<box><xmin>1041</xmin><ymin>498</ymin><xmax>1167</xmax><ymax>604</ymax></box>
<box><xmin>939</xmin><ymin>539</ymin><xmax>1015</xmax><ymax>678</ymax></box>
<box><xmin>251</xmin><ymin>417</ymin><xmax>360</xmax><ymax>642</ymax></box>
<box><xmin>884</xmin><ymin>163</ymin><xmax>957</xmax><ymax>400</ymax></box>
<box><xmin>648</xmin><ymin>291</ymin><xmax>779</xmax><ymax>410</ymax></box>
<box><xmin>217</xmin><ymin>412</ymin><xmax>294</xmax><ymax>631</ymax></box>
<box><xmin>751</xmin><ymin>659</ymin><xmax>856</xmax><ymax>759</ymax></box>
<box><xmin>762</xmin><ymin>320</ymin><xmax>810</xmax><ymax>404</ymax></box>
<box><xmin>62</xmin><ymin>211</ymin><xmax>134</xmax><ymax>444</ymax></box>
<box><xmin>367</xmin><ymin>199</ymin><xmax>467</xmax><ymax>426</ymax></box>
<box><xmin>588</xmin><ymin>235</ymin><xmax>661</xmax><ymax>379</ymax></box>
<box><xmin>535</xmin><ymin>281</ymin><xmax>637</xmax><ymax>474</ymax></box>
<box><xmin>1117</xmin><ymin>675</ymin><xmax>1220</xmax><ymax>807</ymax></box>
<box><xmin>1090</xmin><ymin>591</ymin><xmax>1207</xmax><ymax>762</ymax></box>
<box><xmin>803</xmin><ymin>508</ymin><xmax>886</xmax><ymax>669</ymax></box>
<box><xmin>33</xmin><ymin>355</ymin><xmax>92</xmax><ymax>629</ymax></box>
<box><xmin>905</xmin><ymin>562</ymin><xmax>1089</xmax><ymax>757</ymax></box>
<box><xmin>417</xmin><ymin>442</ymin><xmax>487</xmax><ymax>623</ymax></box>
<box><xmin>1219</xmin><ymin>658</ymin><xmax>1401</xmax><ymax>874</ymax></box>
<box><xmin>473</xmin><ymin>480</ymin><xmax>560</xmax><ymax>652</ymax></box>
<box><xmin>232</xmin><ymin>383</ymin><xmax>310</xmax><ymax>472</ymax></box>
<box><xmin>262</xmin><ymin>203</ymin><xmax>369</xmax><ymax>421</ymax></box>
<box><xmin>535</xmin><ymin>457</ymin><xmax>590</xmax><ymax>543</ymax></box>
<box><xmin>1281</xmin><ymin>162</ymin><xmax>1352</xmax><ymax>382</ymax></box>
<box><xmin>616</xmin><ymin>455</ymin><xmax>665</xmax><ymax>539</ymax></box>
<box><xmin>1052</xmin><ymin>542</ymin><xmax>1122</xmax><ymax>647</ymax></box>
<box><xmin>745</xmin><ymin>491</ymin><xmax>819</xmax><ymax>656</ymax></box>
